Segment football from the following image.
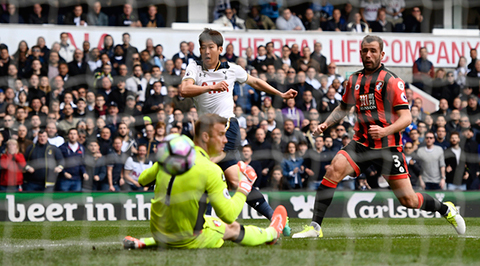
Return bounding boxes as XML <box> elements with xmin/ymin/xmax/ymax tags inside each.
<box><xmin>156</xmin><ymin>134</ymin><xmax>196</xmax><ymax>175</ymax></box>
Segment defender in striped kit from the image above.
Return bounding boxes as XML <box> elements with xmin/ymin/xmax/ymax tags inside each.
<box><xmin>293</xmin><ymin>35</ymin><xmax>465</xmax><ymax>238</ymax></box>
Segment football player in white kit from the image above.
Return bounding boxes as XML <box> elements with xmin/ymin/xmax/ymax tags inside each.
<box><xmin>180</xmin><ymin>29</ymin><xmax>297</xmax><ymax>234</ymax></box>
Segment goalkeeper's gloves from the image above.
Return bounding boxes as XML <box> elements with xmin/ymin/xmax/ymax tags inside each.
<box><xmin>237</xmin><ymin>161</ymin><xmax>257</xmax><ymax>195</ymax></box>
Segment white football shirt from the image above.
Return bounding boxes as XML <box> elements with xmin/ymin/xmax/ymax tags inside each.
<box><xmin>183</xmin><ymin>61</ymin><xmax>248</xmax><ymax>118</ymax></box>
<box><xmin>124</xmin><ymin>156</ymin><xmax>153</xmax><ymax>184</ymax></box>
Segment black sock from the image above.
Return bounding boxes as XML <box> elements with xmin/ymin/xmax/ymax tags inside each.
<box><xmin>420</xmin><ymin>193</ymin><xmax>449</xmax><ymax>215</ymax></box>
<box><xmin>312</xmin><ymin>184</ymin><xmax>336</xmax><ymax>226</ymax></box>
<box><xmin>246</xmin><ymin>188</ymin><xmax>273</xmax><ymax>220</ymax></box>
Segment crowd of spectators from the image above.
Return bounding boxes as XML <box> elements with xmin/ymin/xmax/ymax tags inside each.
<box><xmin>215</xmin><ymin>1</ymin><xmax>425</xmax><ymax>33</ymax></box>
<box><xmin>0</xmin><ymin>1</ymin><xmax>437</xmax><ymax>34</ymax></box>
<box><xmin>402</xmin><ymin>44</ymin><xmax>480</xmax><ymax>192</ymax></box>
<box><xmin>1</xmin><ymin>2</ymin><xmax>480</xmax><ymax>193</ymax></box>
<box><xmin>0</xmin><ymin>2</ymin><xmax>165</xmax><ymax>28</ymax></box>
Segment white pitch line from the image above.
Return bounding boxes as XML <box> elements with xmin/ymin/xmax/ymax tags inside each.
<box><xmin>284</xmin><ymin>235</ymin><xmax>480</xmax><ymax>241</ymax></box>
<box><xmin>0</xmin><ymin>241</ymin><xmax>120</xmax><ymax>250</ymax></box>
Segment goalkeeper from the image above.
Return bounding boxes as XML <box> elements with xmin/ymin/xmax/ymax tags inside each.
<box><xmin>123</xmin><ymin>113</ymin><xmax>287</xmax><ymax>249</ymax></box>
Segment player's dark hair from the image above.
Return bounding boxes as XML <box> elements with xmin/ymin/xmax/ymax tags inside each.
<box><xmin>362</xmin><ymin>35</ymin><xmax>384</xmax><ymax>52</ymax></box>
<box><xmin>198</xmin><ymin>28</ymin><xmax>223</xmax><ymax>47</ymax></box>
<box><xmin>194</xmin><ymin>113</ymin><xmax>228</xmax><ymax>140</ymax></box>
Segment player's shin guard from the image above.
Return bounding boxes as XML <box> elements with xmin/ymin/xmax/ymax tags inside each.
<box><xmin>234</xmin><ymin>225</ymin><xmax>276</xmax><ymax>246</ymax></box>
<box><xmin>312</xmin><ymin>178</ymin><xmax>338</xmax><ymax>226</ymax></box>
<box><xmin>416</xmin><ymin>192</ymin><xmax>449</xmax><ymax>215</ymax></box>
<box><xmin>246</xmin><ymin>188</ymin><xmax>274</xmax><ymax>220</ymax></box>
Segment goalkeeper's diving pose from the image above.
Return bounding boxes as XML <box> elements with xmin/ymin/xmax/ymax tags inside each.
<box><xmin>123</xmin><ymin>114</ymin><xmax>287</xmax><ymax>249</ymax></box>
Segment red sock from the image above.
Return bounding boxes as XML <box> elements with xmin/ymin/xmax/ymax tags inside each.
<box><xmin>321</xmin><ymin>177</ymin><xmax>338</xmax><ymax>188</ymax></box>
<box><xmin>416</xmin><ymin>192</ymin><xmax>424</xmax><ymax>209</ymax></box>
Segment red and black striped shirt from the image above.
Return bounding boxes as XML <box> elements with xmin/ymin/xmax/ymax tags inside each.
<box><xmin>342</xmin><ymin>64</ymin><xmax>409</xmax><ymax>149</ymax></box>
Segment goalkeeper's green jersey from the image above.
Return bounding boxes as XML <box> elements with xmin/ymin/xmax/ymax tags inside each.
<box><xmin>138</xmin><ymin>146</ymin><xmax>246</xmax><ymax>247</ymax></box>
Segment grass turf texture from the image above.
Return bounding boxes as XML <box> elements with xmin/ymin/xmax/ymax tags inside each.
<box><xmin>1</xmin><ymin>218</ymin><xmax>480</xmax><ymax>266</ymax></box>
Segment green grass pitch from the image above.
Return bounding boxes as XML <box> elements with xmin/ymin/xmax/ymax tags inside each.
<box><xmin>1</xmin><ymin>218</ymin><xmax>480</xmax><ymax>266</ymax></box>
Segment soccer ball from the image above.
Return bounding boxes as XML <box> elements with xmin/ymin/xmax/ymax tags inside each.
<box><xmin>156</xmin><ymin>134</ymin><xmax>196</xmax><ymax>175</ymax></box>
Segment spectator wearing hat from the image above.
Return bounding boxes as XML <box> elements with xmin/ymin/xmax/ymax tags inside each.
<box><xmin>74</xmin><ymin>97</ymin><xmax>88</xmax><ymax>118</ymax></box>
<box><xmin>106</xmin><ymin>101</ymin><xmax>121</xmax><ymax>134</ymax></box>
<box><xmin>123</xmin><ymin>95</ymin><xmax>142</xmax><ymax>118</ymax></box>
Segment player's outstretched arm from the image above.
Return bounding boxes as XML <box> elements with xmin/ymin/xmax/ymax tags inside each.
<box><xmin>138</xmin><ymin>162</ymin><xmax>160</xmax><ymax>187</ymax></box>
<box><xmin>206</xmin><ymin>170</ymin><xmax>247</xmax><ymax>224</ymax></box>
<box><xmin>179</xmin><ymin>79</ymin><xmax>229</xmax><ymax>98</ymax></box>
<box><xmin>245</xmin><ymin>75</ymin><xmax>297</xmax><ymax>99</ymax></box>
<box><xmin>368</xmin><ymin>108</ymin><xmax>412</xmax><ymax>139</ymax></box>
<box><xmin>314</xmin><ymin>104</ymin><xmax>349</xmax><ymax>136</ymax></box>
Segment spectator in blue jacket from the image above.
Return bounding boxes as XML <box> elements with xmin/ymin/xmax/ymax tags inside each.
<box><xmin>24</xmin><ymin>130</ymin><xmax>64</xmax><ymax>191</ymax></box>
<box><xmin>57</xmin><ymin>128</ymin><xmax>88</xmax><ymax>191</ymax></box>
<box><xmin>281</xmin><ymin>141</ymin><xmax>304</xmax><ymax>189</ymax></box>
